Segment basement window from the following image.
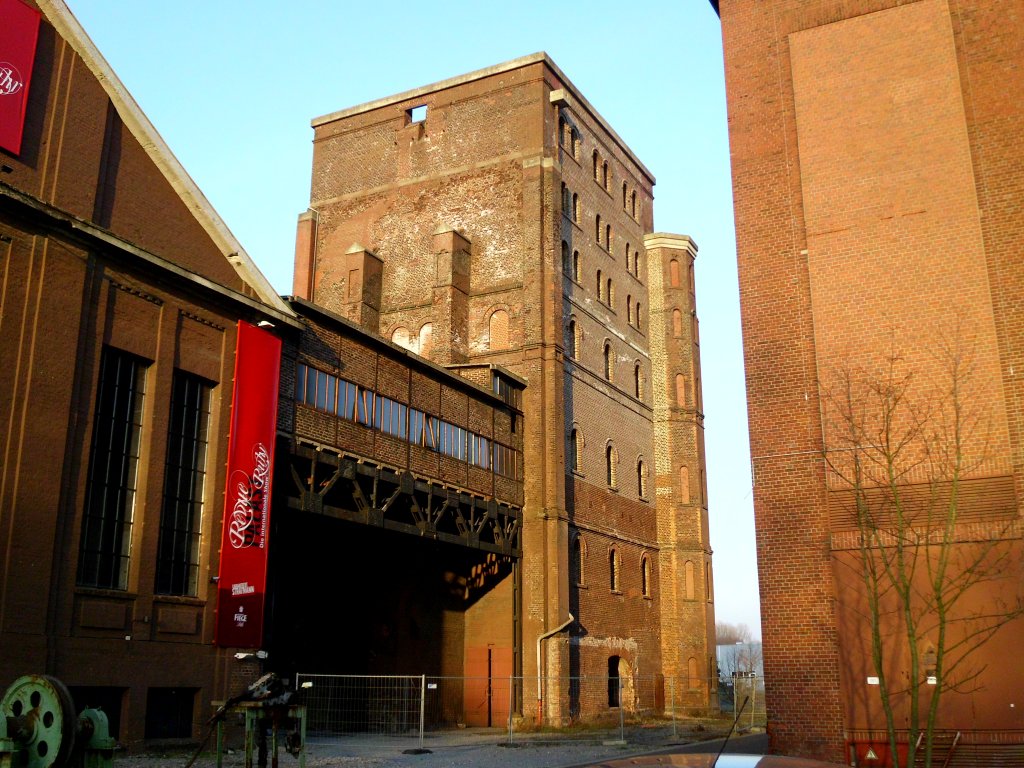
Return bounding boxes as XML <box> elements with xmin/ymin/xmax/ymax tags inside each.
<box><xmin>407</xmin><ymin>104</ymin><xmax>427</xmax><ymax>123</ymax></box>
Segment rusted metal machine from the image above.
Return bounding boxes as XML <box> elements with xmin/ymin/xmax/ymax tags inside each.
<box><xmin>0</xmin><ymin>675</ymin><xmax>115</xmax><ymax>768</ymax></box>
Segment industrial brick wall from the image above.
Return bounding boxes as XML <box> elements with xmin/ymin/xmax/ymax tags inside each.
<box><xmin>297</xmin><ymin>54</ymin><xmax>714</xmax><ymax>720</ymax></box>
<box><xmin>718</xmin><ymin>0</ymin><xmax>1024</xmax><ymax>760</ymax></box>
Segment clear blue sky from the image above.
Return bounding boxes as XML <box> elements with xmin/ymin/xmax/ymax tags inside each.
<box><xmin>63</xmin><ymin>0</ymin><xmax>759</xmax><ymax>637</ymax></box>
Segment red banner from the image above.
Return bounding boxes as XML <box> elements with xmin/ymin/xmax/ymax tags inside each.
<box><xmin>0</xmin><ymin>0</ymin><xmax>40</xmax><ymax>155</ymax></box>
<box><xmin>215</xmin><ymin>322</ymin><xmax>282</xmax><ymax>648</ymax></box>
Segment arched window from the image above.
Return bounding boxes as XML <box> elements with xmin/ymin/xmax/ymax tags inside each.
<box><xmin>675</xmin><ymin>373</ymin><xmax>687</xmax><ymax>407</ymax></box>
<box><xmin>602</xmin><ymin>161</ymin><xmax>609</xmax><ymax>190</ymax></box>
<box><xmin>634</xmin><ymin>250</ymin><xmax>641</xmax><ymax>277</ymax></box>
<box><xmin>680</xmin><ymin>465</ymin><xmax>690</xmax><ymax>504</ymax></box>
<box><xmin>631</xmin><ymin>190</ymin><xmax>637</xmax><ymax>218</ymax></box>
<box><xmin>605</xmin><ymin>223</ymin><xmax>612</xmax><ymax>250</ymax></box>
<box><xmin>627</xmin><ymin>296</ymin><xmax>633</xmax><ymax>324</ymax></box>
<box><xmin>572</xmin><ymin>193</ymin><xmax>579</xmax><ymax>222</ymax></box>
<box><xmin>637</xmin><ymin>458</ymin><xmax>647</xmax><ymax>497</ymax></box>
<box><xmin>419</xmin><ymin>323</ymin><xmax>433</xmax><ymax>357</ymax></box>
<box><xmin>635</xmin><ymin>302</ymin><xmax>641</xmax><ymax>330</ymax></box>
<box><xmin>573</xmin><ymin>535</ymin><xmax>586</xmax><ymax>585</ymax></box>
<box><xmin>606</xmin><ymin>279</ymin><xmax>614</xmax><ymax>307</ymax></box>
<box><xmin>688</xmin><ymin>657</ymin><xmax>699</xmax><ymax>688</ymax></box>
<box><xmin>592</xmin><ymin>149</ymin><xmax>600</xmax><ymax>180</ymax></box>
<box><xmin>596</xmin><ymin>214</ymin><xmax>602</xmax><ymax>245</ymax></box>
<box><xmin>625</xmin><ymin>242</ymin><xmax>631</xmax><ymax>271</ymax></box>
<box><xmin>561</xmin><ymin>182</ymin><xmax>568</xmax><ymax>213</ymax></box>
<box><xmin>572</xmin><ymin>250</ymin><xmax>581</xmax><ymax>282</ymax></box>
<box><xmin>603</xmin><ymin>342</ymin><xmax>613</xmax><ymax>382</ymax></box>
<box><xmin>558</xmin><ymin>115</ymin><xmax>566</xmax><ymax>147</ymax></box>
<box><xmin>569</xmin><ymin>427</ymin><xmax>580</xmax><ymax>472</ymax></box>
<box><xmin>684</xmin><ymin>560</ymin><xmax>696</xmax><ymax>600</ymax></box>
<box><xmin>568</xmin><ymin>318</ymin><xmax>577</xmax><ymax>359</ymax></box>
<box><xmin>489</xmin><ymin>309</ymin><xmax>509</xmax><ymax>350</ymax></box>
<box><xmin>606</xmin><ymin>443</ymin><xmax>617</xmax><ymax>487</ymax></box>
<box><xmin>391</xmin><ymin>326</ymin><xmax>410</xmax><ymax>350</ymax></box>
<box><xmin>640</xmin><ymin>553</ymin><xmax>651</xmax><ymax>596</ymax></box>
<box><xmin>705</xmin><ymin>559</ymin><xmax>712</xmax><ymax>601</ymax></box>
<box><xmin>673</xmin><ymin>308</ymin><xmax>683</xmax><ymax>337</ymax></box>
<box><xmin>562</xmin><ymin>240</ymin><xmax>570</xmax><ymax>274</ymax></box>
<box><xmin>622</xmin><ymin>181</ymin><xmax>628</xmax><ymax>208</ymax></box>
<box><xmin>634</xmin><ymin>363</ymin><xmax>643</xmax><ymax>399</ymax></box>
<box><xmin>609</xmin><ymin>547</ymin><xmax>619</xmax><ymax>591</ymax></box>
<box><xmin>571</xmin><ymin>128</ymin><xmax>580</xmax><ymax>159</ymax></box>
<box><xmin>597</xmin><ymin>269</ymin><xmax>604</xmax><ymax>300</ymax></box>
<box><xmin>670</xmin><ymin>259</ymin><xmax>680</xmax><ymax>287</ymax></box>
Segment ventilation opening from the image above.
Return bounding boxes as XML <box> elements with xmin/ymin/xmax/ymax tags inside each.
<box><xmin>407</xmin><ymin>104</ymin><xmax>427</xmax><ymax>123</ymax></box>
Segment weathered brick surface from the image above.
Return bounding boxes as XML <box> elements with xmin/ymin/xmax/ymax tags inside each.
<box><xmin>717</xmin><ymin>0</ymin><xmax>1024</xmax><ymax>760</ymax></box>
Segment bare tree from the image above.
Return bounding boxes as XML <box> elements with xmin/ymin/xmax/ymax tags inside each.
<box><xmin>715</xmin><ymin>621</ymin><xmax>754</xmax><ymax>646</ymax></box>
<box><xmin>824</xmin><ymin>327</ymin><xmax>1023</xmax><ymax>768</ymax></box>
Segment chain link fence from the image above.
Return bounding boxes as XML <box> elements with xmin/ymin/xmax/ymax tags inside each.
<box><xmin>293</xmin><ymin>673</ymin><xmax>765</xmax><ymax>749</ymax></box>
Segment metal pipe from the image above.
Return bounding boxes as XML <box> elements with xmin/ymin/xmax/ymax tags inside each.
<box><xmin>535</xmin><ymin>612</ymin><xmax>574</xmax><ymax>724</ymax></box>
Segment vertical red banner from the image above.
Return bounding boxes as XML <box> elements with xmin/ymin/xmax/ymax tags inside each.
<box><xmin>215</xmin><ymin>322</ymin><xmax>282</xmax><ymax>648</ymax></box>
<box><xmin>0</xmin><ymin>0</ymin><xmax>40</xmax><ymax>155</ymax></box>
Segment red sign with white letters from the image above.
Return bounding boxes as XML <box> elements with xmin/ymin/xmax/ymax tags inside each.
<box><xmin>0</xmin><ymin>0</ymin><xmax>40</xmax><ymax>155</ymax></box>
<box><xmin>215</xmin><ymin>322</ymin><xmax>282</xmax><ymax>648</ymax></box>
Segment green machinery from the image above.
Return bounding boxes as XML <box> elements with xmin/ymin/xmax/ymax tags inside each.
<box><xmin>0</xmin><ymin>676</ymin><xmax>115</xmax><ymax>768</ymax></box>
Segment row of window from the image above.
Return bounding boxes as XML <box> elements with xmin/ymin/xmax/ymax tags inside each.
<box><xmin>566</xmin><ymin>319</ymin><xmax>645</xmax><ymax>397</ymax></box>
<box><xmin>572</xmin><ymin>535</ymin><xmax>653</xmax><ymax>598</ymax></box>
<box><xmin>558</xmin><ymin>186</ymin><xmax>643</xmax><ymax>279</ymax></box>
<box><xmin>568</xmin><ymin>430</ymin><xmax>648</xmax><ymax>497</ymax></box>
<box><xmin>295</xmin><ymin>363</ymin><xmax>521</xmax><ymax>478</ymax></box>
<box><xmin>78</xmin><ymin>347</ymin><xmax>211</xmax><ymax>596</ymax></box>
<box><xmin>561</xmin><ymin>242</ymin><xmax>643</xmax><ymax>327</ymax></box>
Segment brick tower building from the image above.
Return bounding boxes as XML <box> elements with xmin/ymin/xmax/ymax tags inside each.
<box><xmin>292</xmin><ymin>54</ymin><xmax>715</xmax><ymax>721</ymax></box>
<box><xmin>714</xmin><ymin>0</ymin><xmax>1024</xmax><ymax>762</ymax></box>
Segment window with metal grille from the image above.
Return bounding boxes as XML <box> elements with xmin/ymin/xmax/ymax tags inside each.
<box><xmin>77</xmin><ymin>348</ymin><xmax>148</xmax><ymax>590</ymax></box>
<box><xmin>155</xmin><ymin>372</ymin><xmax>212</xmax><ymax>596</ymax></box>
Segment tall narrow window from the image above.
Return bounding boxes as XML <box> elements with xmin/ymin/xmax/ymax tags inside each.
<box><xmin>605</xmin><ymin>223</ymin><xmax>612</xmax><ymax>250</ymax></box>
<box><xmin>606</xmin><ymin>444</ymin><xmax>617</xmax><ymax>487</ymax></box>
<box><xmin>573</xmin><ymin>535</ymin><xmax>586</xmax><ymax>584</ymax></box>
<box><xmin>607</xmin><ymin>279</ymin><xmax>614</xmax><ymax>307</ymax></box>
<box><xmin>635</xmin><ymin>302</ymin><xmax>641</xmax><ymax>330</ymax></box>
<box><xmin>641</xmin><ymin>554</ymin><xmax>651</xmax><ymax>597</ymax></box>
<box><xmin>603</xmin><ymin>342</ymin><xmax>613</xmax><ymax>382</ymax></box>
<box><xmin>670</xmin><ymin>259</ymin><xmax>680</xmax><ymax>287</ymax></box>
<box><xmin>569</xmin><ymin>427</ymin><xmax>579</xmax><ymax>472</ymax></box>
<box><xmin>597</xmin><ymin>269</ymin><xmax>604</xmax><ymax>301</ymax></box>
<box><xmin>631</xmin><ymin>191</ymin><xmax>637</xmax><ymax>218</ymax></box>
<box><xmin>684</xmin><ymin>560</ymin><xmax>696</xmax><ymax>600</ymax></box>
<box><xmin>568</xmin><ymin>318</ymin><xmax>577</xmax><ymax>359</ymax></box>
<box><xmin>627</xmin><ymin>296</ymin><xmax>633</xmax><ymax>325</ymax></box>
<box><xmin>622</xmin><ymin>182</ymin><xmax>628</xmax><ymax>208</ymax></box>
<box><xmin>609</xmin><ymin>548</ymin><xmax>619</xmax><ymax>591</ymax></box>
<box><xmin>673</xmin><ymin>308</ymin><xmax>683</xmax><ymax>338</ymax></box>
<box><xmin>637</xmin><ymin>458</ymin><xmax>646</xmax><ymax>498</ymax></box>
<box><xmin>572</xmin><ymin>250</ymin><xmax>581</xmax><ymax>282</ymax></box>
<box><xmin>155</xmin><ymin>372</ymin><xmax>212</xmax><ymax>596</ymax></box>
<box><xmin>633</xmin><ymin>250</ymin><xmax>641</xmax><ymax>277</ymax></box>
<box><xmin>634</xmin><ymin>364</ymin><xmax>643</xmax><ymax>399</ymax></box>
<box><xmin>596</xmin><ymin>214</ymin><xmax>602</xmax><ymax>245</ymax></box>
<box><xmin>489</xmin><ymin>309</ymin><xmax>509</xmax><ymax>350</ymax></box>
<box><xmin>571</xmin><ymin>128</ymin><xmax>580</xmax><ymax>158</ymax></box>
<box><xmin>78</xmin><ymin>348</ymin><xmax>148</xmax><ymax>590</ymax></box>
<box><xmin>625</xmin><ymin>242</ymin><xmax>631</xmax><ymax>271</ymax></box>
<box><xmin>593</xmin><ymin>150</ymin><xmax>600</xmax><ymax>180</ymax></box>
<box><xmin>602</xmin><ymin>161</ymin><xmax>609</xmax><ymax>190</ymax></box>
<box><xmin>572</xmin><ymin>193</ymin><xmax>579</xmax><ymax>222</ymax></box>
<box><xmin>680</xmin><ymin>465</ymin><xmax>690</xmax><ymax>504</ymax></box>
<box><xmin>675</xmin><ymin>373</ymin><xmax>687</xmax><ymax>407</ymax></box>
<box><xmin>562</xmin><ymin>240</ymin><xmax>570</xmax><ymax>274</ymax></box>
<box><xmin>558</xmin><ymin>115</ymin><xmax>566</xmax><ymax>147</ymax></box>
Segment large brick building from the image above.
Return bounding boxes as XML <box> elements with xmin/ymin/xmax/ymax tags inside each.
<box><xmin>713</xmin><ymin>0</ymin><xmax>1024</xmax><ymax>762</ymax></box>
<box><xmin>291</xmin><ymin>53</ymin><xmax>716</xmax><ymax>722</ymax></box>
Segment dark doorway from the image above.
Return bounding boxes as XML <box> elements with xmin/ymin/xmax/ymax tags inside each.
<box><xmin>608</xmin><ymin>655</ymin><xmax>620</xmax><ymax>707</ymax></box>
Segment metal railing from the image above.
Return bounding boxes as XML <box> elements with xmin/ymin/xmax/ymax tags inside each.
<box><xmin>293</xmin><ymin>674</ymin><xmax>762</xmax><ymax>748</ymax></box>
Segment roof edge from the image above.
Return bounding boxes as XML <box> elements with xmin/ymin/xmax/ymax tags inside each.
<box><xmin>312</xmin><ymin>52</ymin><xmax>655</xmax><ymax>185</ymax></box>
<box><xmin>37</xmin><ymin>0</ymin><xmax>293</xmax><ymax>317</ymax></box>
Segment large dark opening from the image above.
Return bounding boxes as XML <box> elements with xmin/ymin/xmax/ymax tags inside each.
<box><xmin>266</xmin><ymin>510</ymin><xmax>510</xmax><ymax>679</ymax></box>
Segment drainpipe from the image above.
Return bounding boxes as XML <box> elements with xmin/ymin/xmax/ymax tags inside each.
<box><xmin>536</xmin><ymin>612</ymin><xmax>574</xmax><ymax>725</ymax></box>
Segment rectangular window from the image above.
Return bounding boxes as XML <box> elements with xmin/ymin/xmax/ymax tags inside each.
<box><xmin>469</xmin><ymin>434</ymin><xmax>490</xmax><ymax>469</ymax></box>
<box><xmin>356</xmin><ymin>388</ymin><xmax>374</xmax><ymax>426</ymax></box>
<box><xmin>408</xmin><ymin>409</ymin><xmax>425</xmax><ymax>446</ymax></box>
<box><xmin>424</xmin><ymin>416</ymin><xmax>440</xmax><ymax>451</ymax></box>
<box><xmin>338</xmin><ymin>380</ymin><xmax>356</xmax><ymax>420</ymax></box>
<box><xmin>155</xmin><ymin>372</ymin><xmax>212</xmax><ymax>596</ymax></box>
<box><xmin>374</xmin><ymin>395</ymin><xmax>408</xmax><ymax>440</ymax></box>
<box><xmin>78</xmin><ymin>348</ymin><xmax>148</xmax><ymax>590</ymax></box>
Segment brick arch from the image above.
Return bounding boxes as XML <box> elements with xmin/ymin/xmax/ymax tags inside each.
<box><xmin>488</xmin><ymin>307</ymin><xmax>510</xmax><ymax>350</ymax></box>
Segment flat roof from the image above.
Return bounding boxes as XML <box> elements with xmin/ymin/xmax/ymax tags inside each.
<box><xmin>312</xmin><ymin>52</ymin><xmax>654</xmax><ymax>185</ymax></box>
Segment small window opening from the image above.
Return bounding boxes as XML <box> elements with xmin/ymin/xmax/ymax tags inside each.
<box><xmin>408</xmin><ymin>104</ymin><xmax>428</xmax><ymax>123</ymax></box>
